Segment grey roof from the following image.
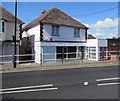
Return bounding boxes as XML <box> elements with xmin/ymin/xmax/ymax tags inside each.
<box><xmin>23</xmin><ymin>7</ymin><xmax>88</xmax><ymax>31</ymax></box>
<box><xmin>0</xmin><ymin>6</ymin><xmax>24</xmax><ymax>24</ymax></box>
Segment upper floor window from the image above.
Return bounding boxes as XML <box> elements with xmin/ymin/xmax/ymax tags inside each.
<box><xmin>2</xmin><ymin>21</ymin><xmax>5</xmax><ymax>32</ymax></box>
<box><xmin>0</xmin><ymin>21</ymin><xmax>6</xmax><ymax>33</ymax></box>
<box><xmin>74</xmin><ymin>28</ymin><xmax>80</xmax><ymax>37</ymax></box>
<box><xmin>52</xmin><ymin>25</ymin><xmax>59</xmax><ymax>36</ymax></box>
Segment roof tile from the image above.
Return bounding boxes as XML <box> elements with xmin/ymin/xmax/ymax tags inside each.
<box><xmin>0</xmin><ymin>6</ymin><xmax>24</xmax><ymax>24</ymax></box>
<box><xmin>23</xmin><ymin>7</ymin><xmax>88</xmax><ymax>31</ymax></box>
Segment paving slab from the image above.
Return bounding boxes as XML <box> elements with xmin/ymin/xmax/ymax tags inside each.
<box><xmin>0</xmin><ymin>60</ymin><xmax>119</xmax><ymax>73</ymax></box>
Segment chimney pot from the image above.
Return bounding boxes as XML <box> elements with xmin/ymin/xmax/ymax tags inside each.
<box><xmin>41</xmin><ymin>10</ymin><xmax>46</xmax><ymax>14</ymax></box>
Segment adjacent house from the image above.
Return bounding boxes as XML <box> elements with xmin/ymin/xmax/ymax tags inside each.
<box><xmin>85</xmin><ymin>34</ymin><xmax>108</xmax><ymax>61</ymax></box>
<box><xmin>0</xmin><ymin>6</ymin><xmax>24</xmax><ymax>64</ymax></box>
<box><xmin>107</xmin><ymin>38</ymin><xmax>120</xmax><ymax>61</ymax></box>
<box><xmin>22</xmin><ymin>7</ymin><xmax>89</xmax><ymax>63</ymax></box>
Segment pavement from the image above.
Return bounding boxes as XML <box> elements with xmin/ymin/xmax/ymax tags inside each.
<box><xmin>2</xmin><ymin>65</ymin><xmax>119</xmax><ymax>99</ymax></box>
<box><xmin>0</xmin><ymin>59</ymin><xmax>119</xmax><ymax>73</ymax></box>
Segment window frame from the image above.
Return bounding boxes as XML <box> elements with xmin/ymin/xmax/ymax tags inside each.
<box><xmin>0</xmin><ymin>20</ymin><xmax>6</xmax><ymax>33</ymax></box>
<box><xmin>87</xmin><ymin>47</ymin><xmax>96</xmax><ymax>59</ymax></box>
<box><xmin>74</xmin><ymin>28</ymin><xmax>80</xmax><ymax>37</ymax></box>
<box><xmin>52</xmin><ymin>25</ymin><xmax>60</xmax><ymax>36</ymax></box>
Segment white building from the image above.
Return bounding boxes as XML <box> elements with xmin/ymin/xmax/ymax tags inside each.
<box><xmin>0</xmin><ymin>6</ymin><xmax>24</xmax><ymax>64</ymax></box>
<box><xmin>22</xmin><ymin>7</ymin><xmax>88</xmax><ymax>63</ymax></box>
<box><xmin>86</xmin><ymin>34</ymin><xmax>108</xmax><ymax>61</ymax></box>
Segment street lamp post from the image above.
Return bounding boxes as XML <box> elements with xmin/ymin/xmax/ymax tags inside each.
<box><xmin>13</xmin><ymin>0</ymin><xmax>17</xmax><ymax>68</ymax></box>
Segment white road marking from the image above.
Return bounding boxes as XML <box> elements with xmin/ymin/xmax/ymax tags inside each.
<box><xmin>0</xmin><ymin>84</ymin><xmax>53</xmax><ymax>91</ymax></box>
<box><xmin>97</xmin><ymin>82</ymin><xmax>120</xmax><ymax>86</ymax></box>
<box><xmin>0</xmin><ymin>87</ymin><xmax>58</xmax><ymax>94</ymax></box>
<box><xmin>96</xmin><ymin>77</ymin><xmax>120</xmax><ymax>82</ymax></box>
<box><xmin>84</xmin><ymin>82</ymin><xmax>89</xmax><ymax>86</ymax></box>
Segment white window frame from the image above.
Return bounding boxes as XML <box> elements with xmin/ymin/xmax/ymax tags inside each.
<box><xmin>74</xmin><ymin>28</ymin><xmax>80</xmax><ymax>37</ymax></box>
<box><xmin>52</xmin><ymin>25</ymin><xmax>59</xmax><ymax>36</ymax></box>
<box><xmin>0</xmin><ymin>20</ymin><xmax>6</xmax><ymax>33</ymax></box>
<box><xmin>86</xmin><ymin>47</ymin><xmax>96</xmax><ymax>59</ymax></box>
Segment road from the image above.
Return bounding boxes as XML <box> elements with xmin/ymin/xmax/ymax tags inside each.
<box><xmin>1</xmin><ymin>65</ymin><xmax>119</xmax><ymax>99</ymax></box>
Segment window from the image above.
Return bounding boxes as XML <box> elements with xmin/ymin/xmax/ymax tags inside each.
<box><xmin>56</xmin><ymin>46</ymin><xmax>76</xmax><ymax>59</ymax></box>
<box><xmin>52</xmin><ymin>25</ymin><xmax>59</xmax><ymax>35</ymax></box>
<box><xmin>2</xmin><ymin>21</ymin><xmax>5</xmax><ymax>32</ymax></box>
<box><xmin>100</xmin><ymin>47</ymin><xmax>107</xmax><ymax>59</ymax></box>
<box><xmin>0</xmin><ymin>21</ymin><xmax>5</xmax><ymax>33</ymax></box>
<box><xmin>74</xmin><ymin>28</ymin><xmax>80</xmax><ymax>37</ymax></box>
<box><xmin>86</xmin><ymin>47</ymin><xmax>96</xmax><ymax>59</ymax></box>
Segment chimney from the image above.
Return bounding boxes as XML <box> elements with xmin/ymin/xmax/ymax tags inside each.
<box><xmin>41</xmin><ymin>10</ymin><xmax>46</xmax><ymax>14</ymax></box>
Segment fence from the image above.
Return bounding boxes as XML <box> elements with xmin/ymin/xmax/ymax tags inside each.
<box><xmin>0</xmin><ymin>51</ymin><xmax>120</xmax><ymax>68</ymax></box>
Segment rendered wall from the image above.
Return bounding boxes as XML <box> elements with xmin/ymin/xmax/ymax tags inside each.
<box><xmin>22</xmin><ymin>24</ymin><xmax>40</xmax><ymax>61</ymax></box>
<box><xmin>86</xmin><ymin>39</ymin><xmax>107</xmax><ymax>61</ymax></box>
<box><xmin>43</xmin><ymin>24</ymin><xmax>86</xmax><ymax>42</ymax></box>
<box><xmin>0</xmin><ymin>20</ymin><xmax>20</xmax><ymax>41</ymax></box>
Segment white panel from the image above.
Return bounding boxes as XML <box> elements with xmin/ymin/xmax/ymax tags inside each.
<box><xmin>34</xmin><ymin>41</ymin><xmax>41</xmax><ymax>63</ymax></box>
<box><xmin>40</xmin><ymin>42</ymin><xmax>86</xmax><ymax>46</ymax></box>
<box><xmin>98</xmin><ymin>39</ymin><xmax>107</xmax><ymax>47</ymax></box>
<box><xmin>86</xmin><ymin>39</ymin><xmax>98</xmax><ymax>47</ymax></box>
<box><xmin>42</xmin><ymin>46</ymin><xmax>56</xmax><ymax>63</ymax></box>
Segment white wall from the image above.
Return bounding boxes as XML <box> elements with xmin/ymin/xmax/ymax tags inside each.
<box><xmin>22</xmin><ymin>24</ymin><xmax>40</xmax><ymax>60</ymax></box>
<box><xmin>24</xmin><ymin>24</ymin><xmax>40</xmax><ymax>47</ymax></box>
<box><xmin>34</xmin><ymin>41</ymin><xmax>41</xmax><ymax>63</ymax></box>
<box><xmin>43</xmin><ymin>24</ymin><xmax>86</xmax><ymax>42</ymax></box>
<box><xmin>0</xmin><ymin>20</ymin><xmax>20</xmax><ymax>41</ymax></box>
<box><xmin>5</xmin><ymin>22</ymin><xmax>20</xmax><ymax>40</ymax></box>
<box><xmin>0</xmin><ymin>20</ymin><xmax>21</xmax><ymax>64</ymax></box>
<box><xmin>23</xmin><ymin>23</ymin><xmax>87</xmax><ymax>63</ymax></box>
<box><xmin>86</xmin><ymin>39</ymin><xmax>107</xmax><ymax>61</ymax></box>
<box><xmin>86</xmin><ymin>39</ymin><xmax>98</xmax><ymax>47</ymax></box>
<box><xmin>0</xmin><ymin>34</ymin><xmax>5</xmax><ymax>41</ymax></box>
<box><xmin>98</xmin><ymin>39</ymin><xmax>107</xmax><ymax>47</ymax></box>
<box><xmin>27</xmin><ymin>24</ymin><xmax>40</xmax><ymax>42</ymax></box>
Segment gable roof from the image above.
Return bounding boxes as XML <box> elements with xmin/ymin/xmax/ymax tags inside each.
<box><xmin>87</xmin><ymin>34</ymin><xmax>96</xmax><ymax>39</ymax></box>
<box><xmin>23</xmin><ymin>7</ymin><xmax>89</xmax><ymax>31</ymax></box>
<box><xmin>0</xmin><ymin>6</ymin><xmax>24</xmax><ymax>24</ymax></box>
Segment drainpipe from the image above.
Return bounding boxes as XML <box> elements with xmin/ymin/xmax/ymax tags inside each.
<box><xmin>40</xmin><ymin>23</ymin><xmax>43</xmax><ymax>64</ymax></box>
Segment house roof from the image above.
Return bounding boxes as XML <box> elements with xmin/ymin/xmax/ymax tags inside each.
<box><xmin>87</xmin><ymin>34</ymin><xmax>96</xmax><ymax>39</ymax></box>
<box><xmin>23</xmin><ymin>7</ymin><xmax>89</xmax><ymax>31</ymax></box>
<box><xmin>0</xmin><ymin>6</ymin><xmax>24</xmax><ymax>24</ymax></box>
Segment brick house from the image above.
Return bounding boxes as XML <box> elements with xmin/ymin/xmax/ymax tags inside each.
<box><xmin>107</xmin><ymin>38</ymin><xmax>120</xmax><ymax>61</ymax></box>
